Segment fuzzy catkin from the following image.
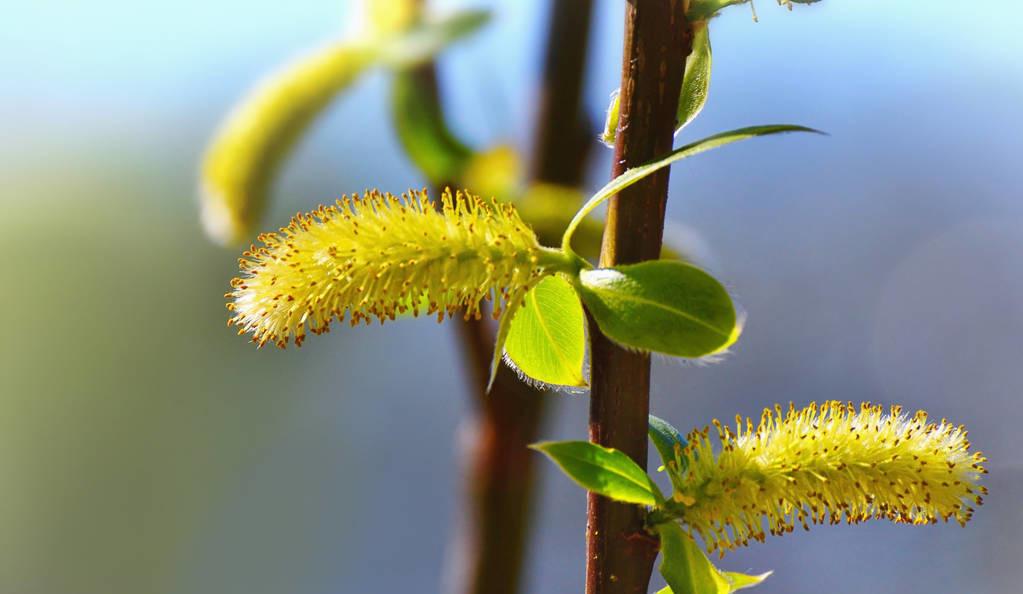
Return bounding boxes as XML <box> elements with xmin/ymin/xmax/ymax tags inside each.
<box><xmin>228</xmin><ymin>189</ymin><xmax>548</xmax><ymax>348</ymax></box>
<box><xmin>674</xmin><ymin>401</ymin><xmax>987</xmax><ymax>556</ymax></box>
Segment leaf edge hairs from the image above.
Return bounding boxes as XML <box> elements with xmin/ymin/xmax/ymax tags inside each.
<box><xmin>227</xmin><ymin>189</ymin><xmax>569</xmax><ymax>348</ymax></box>
<box><xmin>670</xmin><ymin>401</ymin><xmax>987</xmax><ymax>557</ymax></box>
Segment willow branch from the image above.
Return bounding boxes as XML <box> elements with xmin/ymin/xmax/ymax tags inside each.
<box><xmin>586</xmin><ymin>2</ymin><xmax>691</xmax><ymax>593</ymax></box>
<box><xmin>408</xmin><ymin>2</ymin><xmax>595</xmax><ymax>594</ymax></box>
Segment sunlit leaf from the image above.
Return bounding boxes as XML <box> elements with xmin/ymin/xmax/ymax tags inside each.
<box><xmin>516</xmin><ymin>184</ymin><xmax>688</xmax><ymax>263</ymax></box>
<box><xmin>687</xmin><ymin>0</ymin><xmax>747</xmax><ymax>21</ymax></box>
<box><xmin>504</xmin><ymin>276</ymin><xmax>587</xmax><ymax>388</ymax></box>
<box><xmin>721</xmin><ymin>570</ymin><xmax>772</xmax><ymax>592</ymax></box>
<box><xmin>562</xmin><ymin>125</ymin><xmax>822</xmax><ymax>252</ymax></box>
<box><xmin>531</xmin><ymin>440</ymin><xmax>664</xmax><ymax>506</ymax></box>
<box><xmin>657</xmin><ymin>522</ymin><xmax>731</xmax><ymax>594</ymax></box>
<box><xmin>601</xmin><ymin>89</ymin><xmax>620</xmax><ymax>148</ymax></box>
<box><xmin>656</xmin><ymin>521</ymin><xmax>770</xmax><ymax>594</ymax></box>
<box><xmin>578</xmin><ymin>261</ymin><xmax>737</xmax><ymax>358</ymax></box>
<box><xmin>488</xmin><ymin>288</ymin><xmax>525</xmax><ymax>393</ymax></box>
<box><xmin>688</xmin><ymin>0</ymin><xmax>821</xmax><ymax>21</ymax></box>
<box><xmin>676</xmin><ymin>22</ymin><xmax>712</xmax><ymax>134</ymax></box>
<box><xmin>603</xmin><ymin>21</ymin><xmax>711</xmax><ymax>148</ymax></box>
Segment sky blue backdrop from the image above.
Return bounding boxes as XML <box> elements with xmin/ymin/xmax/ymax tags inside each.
<box><xmin>2</xmin><ymin>1</ymin><xmax>1021</xmax><ymax>593</ymax></box>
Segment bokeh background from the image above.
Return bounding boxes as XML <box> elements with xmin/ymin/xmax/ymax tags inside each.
<box><xmin>2</xmin><ymin>1</ymin><xmax>1021</xmax><ymax>593</ymax></box>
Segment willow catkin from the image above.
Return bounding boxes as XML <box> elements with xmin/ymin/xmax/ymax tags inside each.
<box><xmin>200</xmin><ymin>42</ymin><xmax>375</xmax><ymax>246</ymax></box>
<box><xmin>228</xmin><ymin>189</ymin><xmax>555</xmax><ymax>348</ymax></box>
<box><xmin>673</xmin><ymin>401</ymin><xmax>986</xmax><ymax>556</ymax></box>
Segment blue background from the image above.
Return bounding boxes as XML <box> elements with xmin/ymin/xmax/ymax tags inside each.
<box><xmin>2</xmin><ymin>1</ymin><xmax>1021</xmax><ymax>592</ymax></box>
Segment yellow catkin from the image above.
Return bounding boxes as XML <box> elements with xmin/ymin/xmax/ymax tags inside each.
<box><xmin>675</xmin><ymin>401</ymin><xmax>987</xmax><ymax>556</ymax></box>
<box><xmin>228</xmin><ymin>189</ymin><xmax>551</xmax><ymax>348</ymax></box>
<box><xmin>201</xmin><ymin>42</ymin><xmax>375</xmax><ymax>246</ymax></box>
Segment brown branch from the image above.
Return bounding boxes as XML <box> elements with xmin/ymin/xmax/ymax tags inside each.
<box><xmin>452</xmin><ymin>3</ymin><xmax>596</xmax><ymax>593</ymax></box>
<box><xmin>530</xmin><ymin>0</ymin><xmax>596</xmax><ymax>186</ymax></box>
<box><xmin>586</xmin><ymin>2</ymin><xmax>692</xmax><ymax>594</ymax></box>
<box><xmin>406</xmin><ymin>2</ymin><xmax>595</xmax><ymax>594</ymax></box>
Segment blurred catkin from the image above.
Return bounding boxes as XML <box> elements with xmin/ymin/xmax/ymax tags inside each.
<box><xmin>673</xmin><ymin>401</ymin><xmax>986</xmax><ymax>555</ymax></box>
<box><xmin>200</xmin><ymin>42</ymin><xmax>375</xmax><ymax>246</ymax></box>
<box><xmin>228</xmin><ymin>189</ymin><xmax>559</xmax><ymax>348</ymax></box>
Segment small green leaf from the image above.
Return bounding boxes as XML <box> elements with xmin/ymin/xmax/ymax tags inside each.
<box><xmin>516</xmin><ymin>184</ymin><xmax>689</xmax><ymax>264</ymax></box>
<box><xmin>688</xmin><ymin>0</ymin><xmax>821</xmax><ymax>21</ymax></box>
<box><xmin>721</xmin><ymin>571</ymin><xmax>772</xmax><ymax>592</ymax></box>
<box><xmin>603</xmin><ymin>20</ymin><xmax>711</xmax><ymax>148</ymax></box>
<box><xmin>657</xmin><ymin>522</ymin><xmax>731</xmax><ymax>594</ymax></box>
<box><xmin>656</xmin><ymin>522</ymin><xmax>771</xmax><ymax>594</ymax></box>
<box><xmin>531</xmin><ymin>441</ymin><xmax>663</xmax><ymax>506</ymax></box>
<box><xmin>391</xmin><ymin>72</ymin><xmax>473</xmax><ymax>183</ymax></box>
<box><xmin>578</xmin><ymin>261</ymin><xmax>737</xmax><ymax>358</ymax></box>
<box><xmin>687</xmin><ymin>0</ymin><xmax>747</xmax><ymax>20</ymax></box>
<box><xmin>649</xmin><ymin>415</ymin><xmax>688</xmax><ymax>474</ymax></box>
<box><xmin>676</xmin><ymin>22</ymin><xmax>712</xmax><ymax>134</ymax></box>
<box><xmin>601</xmin><ymin>90</ymin><xmax>620</xmax><ymax>148</ymax></box>
<box><xmin>504</xmin><ymin>276</ymin><xmax>587</xmax><ymax>388</ymax></box>
<box><xmin>562</xmin><ymin>125</ymin><xmax>822</xmax><ymax>252</ymax></box>
<box><xmin>488</xmin><ymin>291</ymin><xmax>525</xmax><ymax>393</ymax></box>
<box><xmin>377</xmin><ymin>10</ymin><xmax>491</xmax><ymax>69</ymax></box>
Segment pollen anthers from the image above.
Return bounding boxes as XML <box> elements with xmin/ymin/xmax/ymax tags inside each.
<box><xmin>228</xmin><ymin>189</ymin><xmax>548</xmax><ymax>348</ymax></box>
<box><xmin>672</xmin><ymin>401</ymin><xmax>986</xmax><ymax>556</ymax></box>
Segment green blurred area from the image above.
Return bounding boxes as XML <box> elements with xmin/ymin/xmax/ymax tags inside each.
<box><xmin>0</xmin><ymin>151</ymin><xmax>360</xmax><ymax>593</ymax></box>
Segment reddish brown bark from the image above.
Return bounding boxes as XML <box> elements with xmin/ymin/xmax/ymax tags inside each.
<box><xmin>434</xmin><ymin>2</ymin><xmax>596</xmax><ymax>594</ymax></box>
<box><xmin>585</xmin><ymin>2</ymin><xmax>692</xmax><ymax>594</ymax></box>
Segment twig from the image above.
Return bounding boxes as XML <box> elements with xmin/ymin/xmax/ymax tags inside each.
<box><xmin>586</xmin><ymin>2</ymin><xmax>692</xmax><ymax>593</ymax></box>
<box><xmin>410</xmin><ymin>2</ymin><xmax>596</xmax><ymax>593</ymax></box>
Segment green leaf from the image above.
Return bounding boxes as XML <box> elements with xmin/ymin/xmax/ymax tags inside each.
<box><xmin>377</xmin><ymin>10</ymin><xmax>491</xmax><ymax>69</ymax></box>
<box><xmin>386</xmin><ymin>11</ymin><xmax>492</xmax><ymax>184</ymax></box>
<box><xmin>655</xmin><ymin>522</ymin><xmax>771</xmax><ymax>594</ymax></box>
<box><xmin>391</xmin><ymin>72</ymin><xmax>473</xmax><ymax>183</ymax></box>
<box><xmin>531</xmin><ymin>441</ymin><xmax>663</xmax><ymax>506</ymax></box>
<box><xmin>516</xmin><ymin>184</ymin><xmax>689</xmax><ymax>264</ymax></box>
<box><xmin>687</xmin><ymin>0</ymin><xmax>747</xmax><ymax>20</ymax></box>
<box><xmin>687</xmin><ymin>0</ymin><xmax>821</xmax><ymax>21</ymax></box>
<box><xmin>601</xmin><ymin>90</ymin><xmax>620</xmax><ymax>148</ymax></box>
<box><xmin>577</xmin><ymin>261</ymin><xmax>737</xmax><ymax>358</ymax></box>
<box><xmin>504</xmin><ymin>276</ymin><xmax>587</xmax><ymax>388</ymax></box>
<box><xmin>721</xmin><ymin>571</ymin><xmax>772</xmax><ymax>592</ymax></box>
<box><xmin>657</xmin><ymin>522</ymin><xmax>731</xmax><ymax>594</ymax></box>
<box><xmin>488</xmin><ymin>291</ymin><xmax>525</xmax><ymax>393</ymax></box>
<box><xmin>649</xmin><ymin>415</ymin><xmax>687</xmax><ymax>474</ymax></box>
<box><xmin>676</xmin><ymin>22</ymin><xmax>712</xmax><ymax>134</ymax></box>
<box><xmin>603</xmin><ymin>20</ymin><xmax>711</xmax><ymax>147</ymax></box>
<box><xmin>562</xmin><ymin>125</ymin><xmax>822</xmax><ymax>252</ymax></box>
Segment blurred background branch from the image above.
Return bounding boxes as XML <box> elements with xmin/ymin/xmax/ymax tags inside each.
<box><xmin>396</xmin><ymin>2</ymin><xmax>595</xmax><ymax>593</ymax></box>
